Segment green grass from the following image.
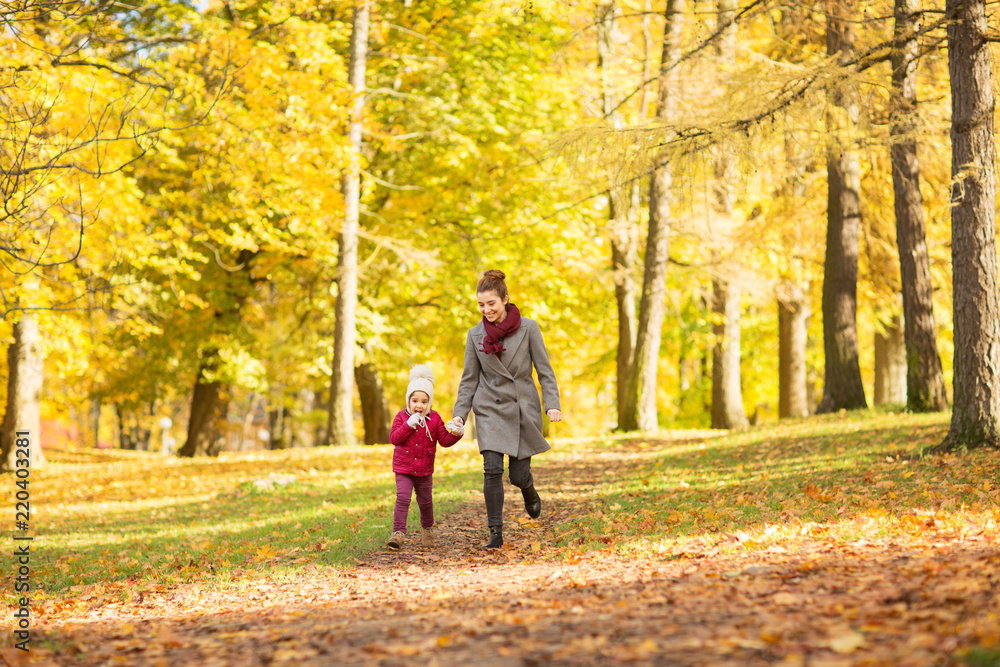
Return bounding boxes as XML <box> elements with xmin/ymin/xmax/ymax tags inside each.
<box><xmin>8</xmin><ymin>442</ymin><xmax>484</xmax><ymax>603</ymax></box>
<box><xmin>540</xmin><ymin>409</ymin><xmax>1000</xmax><ymax>555</ymax></box>
<box><xmin>965</xmin><ymin>648</ymin><xmax>1000</xmax><ymax>667</ymax></box>
<box><xmin>12</xmin><ymin>408</ymin><xmax>1000</xmax><ymax>606</ymax></box>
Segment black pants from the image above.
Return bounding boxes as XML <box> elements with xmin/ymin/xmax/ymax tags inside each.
<box><xmin>483</xmin><ymin>451</ymin><xmax>533</xmax><ymax>528</ymax></box>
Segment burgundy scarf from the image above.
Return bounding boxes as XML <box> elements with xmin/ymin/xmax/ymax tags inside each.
<box><xmin>481</xmin><ymin>303</ymin><xmax>521</xmax><ymax>360</ymax></box>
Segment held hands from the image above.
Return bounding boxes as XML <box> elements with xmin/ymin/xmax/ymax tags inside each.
<box><xmin>406</xmin><ymin>412</ymin><xmax>424</xmax><ymax>429</ymax></box>
<box><xmin>547</xmin><ymin>409</ymin><xmax>562</xmax><ymax>423</ymax></box>
<box><xmin>447</xmin><ymin>416</ymin><xmax>465</xmax><ymax>435</ymax></box>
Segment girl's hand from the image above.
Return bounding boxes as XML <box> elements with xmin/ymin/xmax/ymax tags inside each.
<box><xmin>547</xmin><ymin>409</ymin><xmax>562</xmax><ymax>423</ymax></box>
<box><xmin>406</xmin><ymin>412</ymin><xmax>423</xmax><ymax>429</ymax></box>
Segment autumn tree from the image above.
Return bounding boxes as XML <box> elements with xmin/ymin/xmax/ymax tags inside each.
<box><xmin>817</xmin><ymin>0</ymin><xmax>867</xmax><ymax>414</ymax></box>
<box><xmin>327</xmin><ymin>0</ymin><xmax>370</xmax><ymax>447</ymax></box>
<box><xmin>937</xmin><ymin>0</ymin><xmax>1000</xmax><ymax>451</ymax></box>
<box><xmin>887</xmin><ymin>0</ymin><xmax>947</xmax><ymax>412</ymax></box>
<box><xmin>621</xmin><ymin>0</ymin><xmax>684</xmax><ymax>432</ymax></box>
<box><xmin>116</xmin><ymin>7</ymin><xmax>351</xmax><ymax>457</ymax></box>
<box><xmin>596</xmin><ymin>0</ymin><xmax>639</xmax><ymax>430</ymax></box>
<box><xmin>0</xmin><ymin>0</ymin><xmax>201</xmax><ymax>468</ymax></box>
<box><xmin>709</xmin><ymin>0</ymin><xmax>747</xmax><ymax>431</ymax></box>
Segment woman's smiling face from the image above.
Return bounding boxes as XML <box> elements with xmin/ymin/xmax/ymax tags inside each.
<box><xmin>478</xmin><ymin>290</ymin><xmax>508</xmax><ymax>323</ymax></box>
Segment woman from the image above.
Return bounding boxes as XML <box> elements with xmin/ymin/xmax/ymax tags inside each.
<box><xmin>451</xmin><ymin>270</ymin><xmax>562</xmax><ymax>549</ymax></box>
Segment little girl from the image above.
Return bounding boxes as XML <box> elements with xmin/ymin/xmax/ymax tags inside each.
<box><xmin>387</xmin><ymin>365</ymin><xmax>464</xmax><ymax>549</ymax></box>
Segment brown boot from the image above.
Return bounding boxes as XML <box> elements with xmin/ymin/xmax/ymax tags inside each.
<box><xmin>421</xmin><ymin>525</ymin><xmax>435</xmax><ymax>547</ymax></box>
<box><xmin>387</xmin><ymin>531</ymin><xmax>406</xmax><ymax>549</ymax></box>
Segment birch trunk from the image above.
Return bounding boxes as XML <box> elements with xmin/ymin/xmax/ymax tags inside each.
<box><xmin>874</xmin><ymin>314</ymin><xmax>907</xmax><ymax>405</ymax></box>
<box><xmin>778</xmin><ymin>282</ymin><xmax>810</xmax><ymax>419</ymax></box>
<box><xmin>327</xmin><ymin>0</ymin><xmax>369</xmax><ymax>446</ymax></box>
<box><xmin>596</xmin><ymin>0</ymin><xmax>639</xmax><ymax>429</ymax></box>
<box><xmin>620</xmin><ymin>0</ymin><xmax>684</xmax><ymax>431</ymax></box>
<box><xmin>709</xmin><ymin>0</ymin><xmax>746</xmax><ymax>430</ymax></box>
<box><xmin>0</xmin><ymin>312</ymin><xmax>45</xmax><ymax>470</ymax></box>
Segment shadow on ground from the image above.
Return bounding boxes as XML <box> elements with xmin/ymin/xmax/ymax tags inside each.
<box><xmin>27</xmin><ymin>428</ymin><xmax>1000</xmax><ymax>667</ymax></box>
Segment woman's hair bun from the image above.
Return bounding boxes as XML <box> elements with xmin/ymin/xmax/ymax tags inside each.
<box><xmin>478</xmin><ymin>269</ymin><xmax>509</xmax><ymax>298</ymax></box>
<box><xmin>409</xmin><ymin>364</ymin><xmax>435</xmax><ymax>384</ymax></box>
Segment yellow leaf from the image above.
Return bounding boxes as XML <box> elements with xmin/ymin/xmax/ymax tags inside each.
<box><xmin>828</xmin><ymin>628</ymin><xmax>865</xmax><ymax>653</ymax></box>
<box><xmin>772</xmin><ymin>592</ymin><xmax>798</xmax><ymax>605</ymax></box>
<box><xmin>252</xmin><ymin>546</ymin><xmax>276</xmax><ymax>562</ymax></box>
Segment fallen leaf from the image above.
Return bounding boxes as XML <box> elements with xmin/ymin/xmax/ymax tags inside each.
<box><xmin>828</xmin><ymin>627</ymin><xmax>866</xmax><ymax>654</ymax></box>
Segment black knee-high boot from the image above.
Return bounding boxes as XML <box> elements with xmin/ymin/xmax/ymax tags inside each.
<box><xmin>482</xmin><ymin>452</ymin><xmax>505</xmax><ymax>548</ymax></box>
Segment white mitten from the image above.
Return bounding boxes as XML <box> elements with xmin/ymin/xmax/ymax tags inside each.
<box><xmin>446</xmin><ymin>419</ymin><xmax>465</xmax><ymax>435</ymax></box>
<box><xmin>406</xmin><ymin>412</ymin><xmax>423</xmax><ymax>429</ymax></box>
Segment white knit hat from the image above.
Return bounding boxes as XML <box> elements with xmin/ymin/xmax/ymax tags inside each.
<box><xmin>405</xmin><ymin>364</ymin><xmax>435</xmax><ymax>412</ymax></box>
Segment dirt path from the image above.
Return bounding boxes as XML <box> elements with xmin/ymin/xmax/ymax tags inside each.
<box><xmin>18</xmin><ymin>445</ymin><xmax>1000</xmax><ymax>666</ymax></box>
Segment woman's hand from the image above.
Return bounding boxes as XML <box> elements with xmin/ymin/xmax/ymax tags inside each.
<box><xmin>547</xmin><ymin>409</ymin><xmax>562</xmax><ymax>423</ymax></box>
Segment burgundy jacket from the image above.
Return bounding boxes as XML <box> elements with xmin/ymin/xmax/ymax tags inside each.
<box><xmin>389</xmin><ymin>409</ymin><xmax>462</xmax><ymax>476</ymax></box>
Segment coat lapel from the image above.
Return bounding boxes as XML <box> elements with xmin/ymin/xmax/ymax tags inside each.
<box><xmin>472</xmin><ymin>332</ymin><xmax>514</xmax><ymax>379</ymax></box>
<box><xmin>500</xmin><ymin>326</ymin><xmax>528</xmax><ymax>370</ymax></box>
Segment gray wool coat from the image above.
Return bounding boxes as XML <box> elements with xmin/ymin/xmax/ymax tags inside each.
<box><xmin>453</xmin><ymin>317</ymin><xmax>561</xmax><ymax>459</ymax></box>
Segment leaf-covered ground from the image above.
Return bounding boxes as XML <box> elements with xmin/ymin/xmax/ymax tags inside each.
<box><xmin>5</xmin><ymin>410</ymin><xmax>1000</xmax><ymax>666</ymax></box>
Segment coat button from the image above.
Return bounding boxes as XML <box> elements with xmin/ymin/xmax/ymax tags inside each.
<box><xmin>495</xmin><ymin>398</ymin><xmax>501</xmax><ymax>403</ymax></box>
<box><xmin>493</xmin><ymin>380</ymin><xmax>499</xmax><ymax>386</ymax></box>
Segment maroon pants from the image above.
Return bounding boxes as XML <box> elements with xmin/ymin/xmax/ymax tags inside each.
<box><xmin>393</xmin><ymin>473</ymin><xmax>434</xmax><ymax>533</ymax></box>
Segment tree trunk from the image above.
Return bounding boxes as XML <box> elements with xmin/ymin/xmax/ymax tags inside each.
<box><xmin>0</xmin><ymin>313</ymin><xmax>45</xmax><ymax>471</ymax></box>
<box><xmin>89</xmin><ymin>397</ymin><xmax>101</xmax><ymax>448</ymax></box>
<box><xmin>778</xmin><ymin>282</ymin><xmax>810</xmax><ymax>419</ymax></box>
<box><xmin>178</xmin><ymin>358</ymin><xmax>229</xmax><ymax>457</ymax></box>
<box><xmin>327</xmin><ymin>0</ymin><xmax>369</xmax><ymax>446</ymax></box>
<box><xmin>268</xmin><ymin>404</ymin><xmax>286</xmax><ymax>450</ymax></box>
<box><xmin>817</xmin><ymin>0</ymin><xmax>867</xmax><ymax>414</ymax></box>
<box><xmin>890</xmin><ymin>0</ymin><xmax>948</xmax><ymax>413</ymax></box>
<box><xmin>621</xmin><ymin>0</ymin><xmax>684</xmax><ymax>431</ymax></box>
<box><xmin>597</xmin><ymin>0</ymin><xmax>639</xmax><ymax>430</ymax></box>
<box><xmin>938</xmin><ymin>0</ymin><xmax>1000</xmax><ymax>451</ymax></box>
<box><xmin>115</xmin><ymin>404</ymin><xmax>132</xmax><ymax>450</ymax></box>
<box><xmin>355</xmin><ymin>362</ymin><xmax>390</xmax><ymax>445</ymax></box>
<box><xmin>874</xmin><ymin>314</ymin><xmax>907</xmax><ymax>405</ymax></box>
<box><xmin>313</xmin><ymin>387</ymin><xmax>326</xmax><ymax>447</ymax></box>
<box><xmin>708</xmin><ymin>0</ymin><xmax>745</xmax><ymax>431</ymax></box>
<box><xmin>611</xmin><ymin>199</ymin><xmax>638</xmax><ymax>429</ymax></box>
<box><xmin>711</xmin><ymin>275</ymin><xmax>747</xmax><ymax>429</ymax></box>
<box><xmin>296</xmin><ymin>388</ymin><xmax>319</xmax><ymax>448</ymax></box>
<box><xmin>715</xmin><ymin>0</ymin><xmax>738</xmax><ymax>61</ymax></box>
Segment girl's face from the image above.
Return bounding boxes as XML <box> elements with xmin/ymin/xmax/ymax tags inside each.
<box><xmin>409</xmin><ymin>391</ymin><xmax>429</xmax><ymax>415</ymax></box>
<box><xmin>478</xmin><ymin>290</ymin><xmax>509</xmax><ymax>324</ymax></box>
